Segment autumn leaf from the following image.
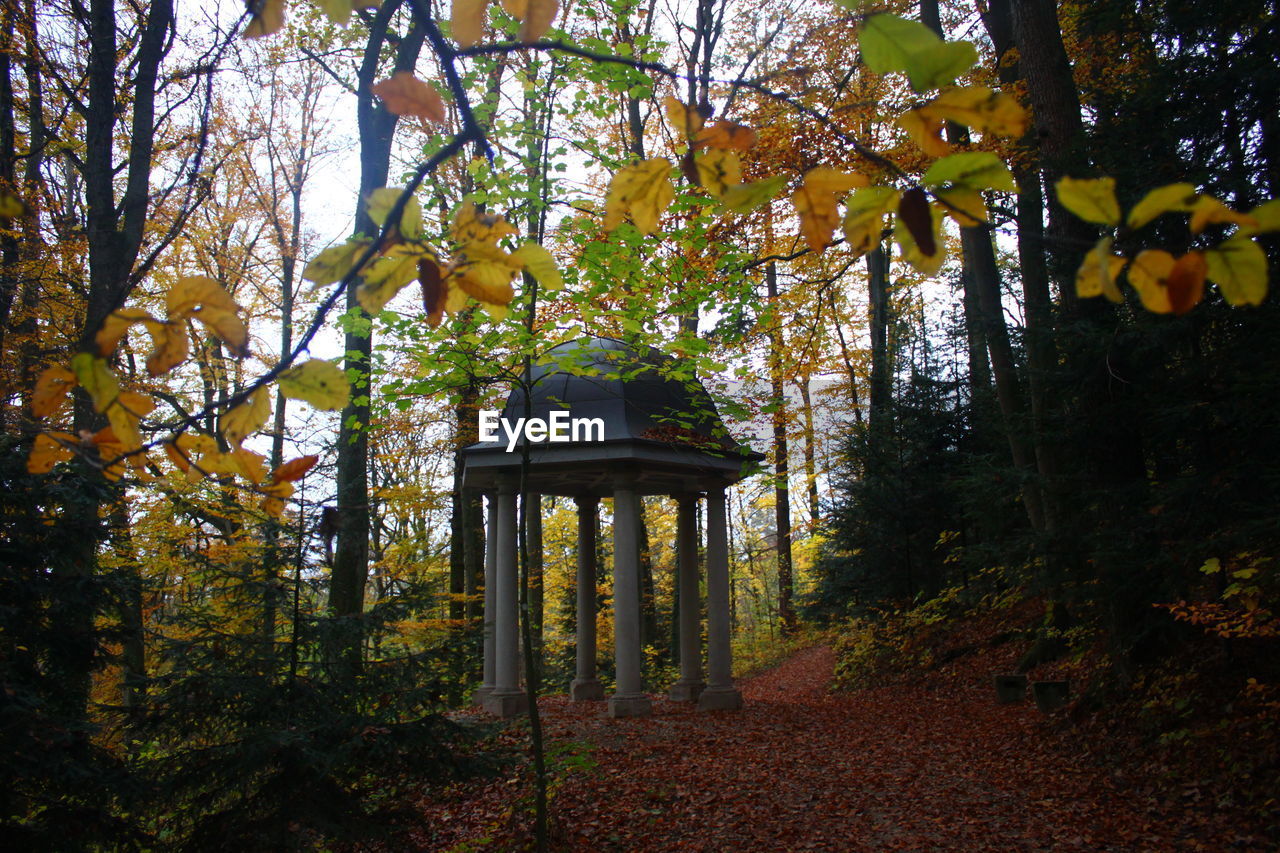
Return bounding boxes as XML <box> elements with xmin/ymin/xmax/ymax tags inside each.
<box><xmin>71</xmin><ymin>352</ymin><xmax>119</xmax><ymax>413</ymax></box>
<box><xmin>32</xmin><ymin>366</ymin><xmax>77</xmax><ymax>419</ymax></box>
<box><xmin>452</xmin><ymin>0</ymin><xmax>488</xmax><ymax>47</ymax></box>
<box><xmin>365</xmin><ymin>187</ymin><xmax>424</xmax><ymax>240</ymax></box>
<box><xmin>694</xmin><ymin>149</ymin><xmax>743</xmax><ymax>198</ymax></box>
<box><xmin>897</xmin><ymin>109</ymin><xmax>951</xmax><ymax>158</ymax></box>
<box><xmin>510</xmin><ymin>242</ymin><xmax>563</xmax><ymax>291</ymax></box>
<box><xmin>261</xmin><ymin>479</ymin><xmax>295</xmax><ymax>517</ymax></box>
<box><xmin>0</xmin><ymin>191</ymin><xmax>27</xmax><ymax>221</ymax></box>
<box><xmin>1188</xmin><ymin>194</ymin><xmax>1257</xmax><ymax>235</ymax></box>
<box><xmin>1238</xmin><ymin>199</ymin><xmax>1280</xmax><ymax>237</ymax></box>
<box><xmin>27</xmin><ymin>432</ymin><xmax>76</xmax><ymax>475</ymax></box>
<box><xmin>95</xmin><ymin>308</ymin><xmax>156</xmax><ymax>356</ymax></box>
<box><xmin>304</xmin><ymin>239</ymin><xmax>372</xmax><ymax>285</ymax></box>
<box><xmin>314</xmin><ymin>0</ymin><xmax>352</xmax><ymax>25</ymax></box>
<box><xmin>859</xmin><ymin>13</ymin><xmax>978</xmax><ymax>93</ymax></box>
<box><xmin>220</xmin><ymin>387</ymin><xmax>270</xmax><ymax>446</ymax></box>
<box><xmin>278</xmin><ymin>359</ymin><xmax>350</xmax><ymax>410</ymax></box>
<box><xmin>663</xmin><ymin>96</ymin><xmax>705</xmax><ymax>140</ymax></box>
<box><xmin>695</xmin><ymin>120</ymin><xmax>758</xmax><ymax>152</ymax></box>
<box><xmin>1126</xmin><ymin>182</ymin><xmax>1198</xmax><ymax>230</ymax></box>
<box><xmin>923</xmin><ymin>152</ymin><xmax>1016</xmax><ymax>193</ymax></box>
<box><xmin>420</xmin><ymin>256</ymin><xmax>447</xmax><ymax>327</ymax></box>
<box><xmin>271</xmin><ymin>454</ymin><xmax>318</xmax><ymax>483</ymax></box>
<box><xmin>517</xmin><ymin>0</ymin><xmax>557</xmax><ymax>42</ymax></box>
<box><xmin>793</xmin><ymin>168</ymin><xmax>869</xmax><ymax>251</ymax></box>
<box><xmin>1127</xmin><ymin>249</ymin><xmax>1176</xmax><ymax>313</ymax></box>
<box><xmin>1075</xmin><ymin>237</ymin><xmax>1126</xmax><ymax>303</ymax></box>
<box><xmin>358</xmin><ymin>246</ymin><xmax>424</xmax><ymax>314</ymax></box>
<box><xmin>934</xmin><ymin>187</ymin><xmax>987</xmax><ymax>227</ymax></box>
<box><xmin>106</xmin><ymin>390</ymin><xmax>157</xmax><ymax>456</ymax></box>
<box><xmin>145</xmin><ymin>321</ymin><xmax>190</xmax><ymax>377</ymax></box>
<box><xmin>604</xmin><ymin>159</ymin><xmax>675</xmax><ymax>235</ymax></box>
<box><xmin>1205</xmin><ymin>236</ymin><xmax>1268</xmax><ymax>306</ymax></box>
<box><xmin>896</xmin><ymin>187</ymin><xmax>942</xmax><ymax>269</ymax></box>
<box><xmin>1166</xmin><ymin>250</ymin><xmax>1208</xmax><ymax>314</ymax></box>
<box><xmin>914</xmin><ymin>86</ymin><xmax>1029</xmax><ymax>138</ymax></box>
<box><xmin>1055</xmin><ymin>177</ymin><xmax>1121</xmax><ymax>227</ymax></box>
<box><xmin>244</xmin><ymin>0</ymin><xmax>286</xmax><ymax>39</ymax></box>
<box><xmin>372</xmin><ymin>72</ymin><xmax>446</xmax><ymax>123</ymax></box>
<box><xmin>717</xmin><ymin>175</ymin><xmax>788</xmax><ymax>215</ymax></box>
<box><xmin>842</xmin><ymin>186</ymin><xmax>900</xmax><ymax>257</ymax></box>
<box><xmin>167</xmin><ymin>276</ymin><xmax>247</xmax><ymax>356</ymax></box>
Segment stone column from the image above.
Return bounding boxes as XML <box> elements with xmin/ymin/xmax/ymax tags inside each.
<box><xmin>474</xmin><ymin>492</ymin><xmax>497</xmax><ymax>705</ymax></box>
<box><xmin>483</xmin><ymin>479</ymin><xmax>527</xmax><ymax>717</ymax></box>
<box><xmin>609</xmin><ymin>476</ymin><xmax>651</xmax><ymax>717</ymax></box>
<box><xmin>698</xmin><ymin>485</ymin><xmax>742</xmax><ymax>711</ymax></box>
<box><xmin>570</xmin><ymin>496</ymin><xmax>604</xmax><ymax>700</ymax></box>
<box><xmin>668</xmin><ymin>494</ymin><xmax>705</xmax><ymax>701</ymax></box>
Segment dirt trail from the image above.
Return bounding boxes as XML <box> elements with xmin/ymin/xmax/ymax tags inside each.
<box><xmin>416</xmin><ymin>647</ymin><xmax>1235</xmax><ymax>851</ymax></box>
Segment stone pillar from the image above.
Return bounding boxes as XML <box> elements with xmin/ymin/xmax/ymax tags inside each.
<box><xmin>609</xmin><ymin>477</ymin><xmax>651</xmax><ymax>717</ymax></box>
<box><xmin>668</xmin><ymin>494</ymin><xmax>705</xmax><ymax>701</ymax></box>
<box><xmin>483</xmin><ymin>479</ymin><xmax>527</xmax><ymax>717</ymax></box>
<box><xmin>474</xmin><ymin>492</ymin><xmax>497</xmax><ymax>704</ymax></box>
<box><xmin>570</xmin><ymin>496</ymin><xmax>604</xmax><ymax>700</ymax></box>
<box><xmin>698</xmin><ymin>485</ymin><xmax>742</xmax><ymax>711</ymax></box>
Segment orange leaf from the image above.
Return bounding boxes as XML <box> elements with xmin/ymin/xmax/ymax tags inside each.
<box><xmin>695</xmin><ymin>120</ymin><xmax>758</xmax><ymax>152</ymax></box>
<box><xmin>271</xmin><ymin>454</ymin><xmax>319</xmax><ymax>483</ymax></box>
<box><xmin>32</xmin><ymin>366</ymin><xmax>76</xmax><ymax>419</ymax></box>
<box><xmin>371</xmin><ymin>72</ymin><xmax>446</xmax><ymax>123</ymax></box>
<box><xmin>420</xmin><ymin>257</ymin><xmax>446</xmax><ymax>327</ymax></box>
<box><xmin>1167</xmin><ymin>251</ymin><xmax>1208</xmax><ymax>315</ymax></box>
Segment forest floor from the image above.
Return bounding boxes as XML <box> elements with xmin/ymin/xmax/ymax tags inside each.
<box><xmin>399</xmin><ymin>643</ymin><xmax>1268</xmax><ymax>852</ymax></box>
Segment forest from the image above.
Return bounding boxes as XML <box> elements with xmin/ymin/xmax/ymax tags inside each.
<box><xmin>2</xmin><ymin>0</ymin><xmax>1278</xmax><ymax>849</ymax></box>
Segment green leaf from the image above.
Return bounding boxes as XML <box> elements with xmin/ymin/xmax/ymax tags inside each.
<box><xmin>303</xmin><ymin>239</ymin><xmax>371</xmax><ymax>285</ymax></box>
<box><xmin>278</xmin><ymin>359</ymin><xmax>351</xmax><ymax>410</ymax></box>
<box><xmin>1239</xmin><ymin>199</ymin><xmax>1280</xmax><ymax>237</ymax></box>
<box><xmin>859</xmin><ymin>13</ymin><xmax>978</xmax><ymax>93</ymax></box>
<box><xmin>71</xmin><ymin>352</ymin><xmax>119</xmax><ymax>413</ymax></box>
<box><xmin>922</xmin><ymin>152</ymin><xmax>1016</xmax><ymax>193</ymax></box>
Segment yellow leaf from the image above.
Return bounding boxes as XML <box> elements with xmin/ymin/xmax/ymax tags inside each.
<box><xmin>517</xmin><ymin>0</ymin><xmax>557</xmax><ymax>42</ymax></box>
<box><xmin>71</xmin><ymin>352</ymin><xmax>119</xmax><ymax>413</ymax></box>
<box><xmin>1075</xmin><ymin>237</ymin><xmax>1126</xmax><ymax>303</ymax></box>
<box><xmin>89</xmin><ymin>427</ymin><xmax>128</xmax><ymax>482</ymax></box>
<box><xmin>32</xmin><ymin>366</ymin><xmax>77</xmax><ymax>419</ymax></box>
<box><xmin>452</xmin><ymin>0</ymin><xmax>488</xmax><ymax>47</ymax></box>
<box><xmin>1238</xmin><ymin>199</ymin><xmax>1280</xmax><ymax>237</ymax></box>
<box><xmin>449</xmin><ymin>202</ymin><xmax>518</xmax><ymax>246</ymax></box>
<box><xmin>303</xmin><ymin>239</ymin><xmax>371</xmax><ymax>285</ymax></box>
<box><xmin>510</xmin><ymin>242</ymin><xmax>562</xmax><ymax>291</ymax></box>
<box><xmin>916</xmin><ymin>86</ymin><xmax>1029</xmax><ymax>138</ymax></box>
<box><xmin>358</xmin><ymin>247</ymin><xmax>422</xmax><ymax>314</ymax></box>
<box><xmin>27</xmin><ymin>432</ymin><xmax>76</xmax><ymax>475</ymax></box>
<box><xmin>1127</xmin><ymin>249</ymin><xmax>1176</xmax><ymax>313</ymax></box>
<box><xmin>278</xmin><ymin>360</ymin><xmax>350</xmax><ymax>410</ymax></box>
<box><xmin>603</xmin><ymin>158</ymin><xmax>675</xmax><ymax>235</ymax></box>
<box><xmin>923</xmin><ymin>152</ymin><xmax>1016</xmax><ymax>192</ymax></box>
<box><xmin>95</xmin><ymin>308</ymin><xmax>156</xmax><ymax>356</ymax></box>
<box><xmin>167</xmin><ymin>275</ymin><xmax>238</xmax><ymax>319</ymax></box>
<box><xmin>164</xmin><ymin>433</ymin><xmax>218</xmax><ymax>474</ymax></box>
<box><xmin>145</xmin><ymin>321</ymin><xmax>190</xmax><ymax>377</ymax></box>
<box><xmin>194</xmin><ymin>307</ymin><xmax>249</xmax><ymax>356</ymax></box>
<box><xmin>793</xmin><ymin>169</ymin><xmax>868</xmax><ymax>252</ymax></box>
<box><xmin>717</xmin><ymin>175</ymin><xmax>788</xmax><ymax>215</ymax></box>
<box><xmin>935</xmin><ymin>187</ymin><xmax>987</xmax><ymax>227</ymax></box>
<box><xmin>842</xmin><ymin>187</ymin><xmax>900</xmax><ymax>258</ymax></box>
<box><xmin>365</xmin><ymin>188</ymin><xmax>424</xmax><ymax>240</ymax></box>
<box><xmin>897</xmin><ymin>109</ymin><xmax>951</xmax><ymax>158</ymax></box>
<box><xmin>261</xmin><ymin>479</ymin><xmax>295</xmax><ymax>517</ymax></box>
<box><xmin>243</xmin><ymin>0</ymin><xmax>286</xmax><ymax>38</ymax></box>
<box><xmin>1126</xmin><ymin>182</ymin><xmax>1198</xmax><ymax>230</ymax></box>
<box><xmin>893</xmin><ymin>200</ymin><xmax>946</xmax><ymax>275</ymax></box>
<box><xmin>695</xmin><ymin>149</ymin><xmax>742</xmax><ymax>198</ymax></box>
<box><xmin>371</xmin><ymin>72</ymin><xmax>446</xmax><ymax>123</ymax></box>
<box><xmin>453</xmin><ymin>256</ymin><xmax>518</xmax><ymax>305</ymax></box>
<box><xmin>106</xmin><ymin>391</ymin><xmax>156</xmax><ymax>456</ymax></box>
<box><xmin>0</xmin><ymin>191</ymin><xmax>27</xmax><ymax>221</ymax></box>
<box><xmin>220</xmin><ymin>387</ymin><xmax>270</xmax><ymax>447</ymax></box>
<box><xmin>1205</xmin><ymin>236</ymin><xmax>1268</xmax><ymax>306</ymax></box>
<box><xmin>200</xmin><ymin>448</ymin><xmax>268</xmax><ymax>483</ymax></box>
<box><xmin>1189</xmin><ymin>194</ymin><xmax>1257</xmax><ymax>235</ymax></box>
<box><xmin>1055</xmin><ymin>176</ymin><xmax>1121</xmax><ymax>227</ymax></box>
<box><xmin>663</xmin><ymin>96</ymin><xmax>704</xmax><ymax>139</ymax></box>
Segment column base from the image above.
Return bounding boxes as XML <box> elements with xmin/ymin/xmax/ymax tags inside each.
<box><xmin>570</xmin><ymin>678</ymin><xmax>605</xmax><ymax>701</ymax></box>
<box><xmin>482</xmin><ymin>689</ymin><xmax>528</xmax><ymax>718</ymax></box>
<box><xmin>696</xmin><ymin>686</ymin><xmax>742</xmax><ymax>712</ymax></box>
<box><xmin>667</xmin><ymin>679</ymin><xmax>705</xmax><ymax>702</ymax></box>
<box><xmin>472</xmin><ymin>685</ymin><xmax>494</xmax><ymax>706</ymax></box>
<box><xmin>608</xmin><ymin>693</ymin><xmax>652</xmax><ymax>718</ymax></box>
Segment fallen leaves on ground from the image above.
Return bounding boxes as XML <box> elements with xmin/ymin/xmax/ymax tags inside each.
<box><xmin>388</xmin><ymin>641</ymin><xmax>1266</xmax><ymax>851</ymax></box>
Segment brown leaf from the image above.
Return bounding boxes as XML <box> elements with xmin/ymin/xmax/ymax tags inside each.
<box><xmin>1167</xmin><ymin>251</ymin><xmax>1208</xmax><ymax>315</ymax></box>
<box><xmin>371</xmin><ymin>72</ymin><xmax>446</xmax><ymax>123</ymax></box>
<box><xmin>419</xmin><ymin>257</ymin><xmax>446</xmax><ymax>327</ymax></box>
<box><xmin>899</xmin><ymin>187</ymin><xmax>936</xmax><ymax>258</ymax></box>
<box><xmin>271</xmin><ymin>454</ymin><xmax>319</xmax><ymax>483</ymax></box>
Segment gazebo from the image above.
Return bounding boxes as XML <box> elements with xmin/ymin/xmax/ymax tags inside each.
<box><xmin>461</xmin><ymin>337</ymin><xmax>764</xmax><ymax>718</ymax></box>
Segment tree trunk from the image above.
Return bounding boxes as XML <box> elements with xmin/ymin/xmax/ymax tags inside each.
<box><xmin>765</xmin><ymin>263</ymin><xmax>796</xmax><ymax>635</ymax></box>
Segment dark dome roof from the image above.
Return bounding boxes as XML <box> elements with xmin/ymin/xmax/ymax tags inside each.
<box><xmin>460</xmin><ymin>337</ymin><xmax>762</xmax><ymax>497</ymax></box>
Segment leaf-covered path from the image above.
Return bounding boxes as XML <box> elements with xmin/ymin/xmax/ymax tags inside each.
<box><xmin>415</xmin><ymin>647</ymin><xmax>1238</xmax><ymax>851</ymax></box>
